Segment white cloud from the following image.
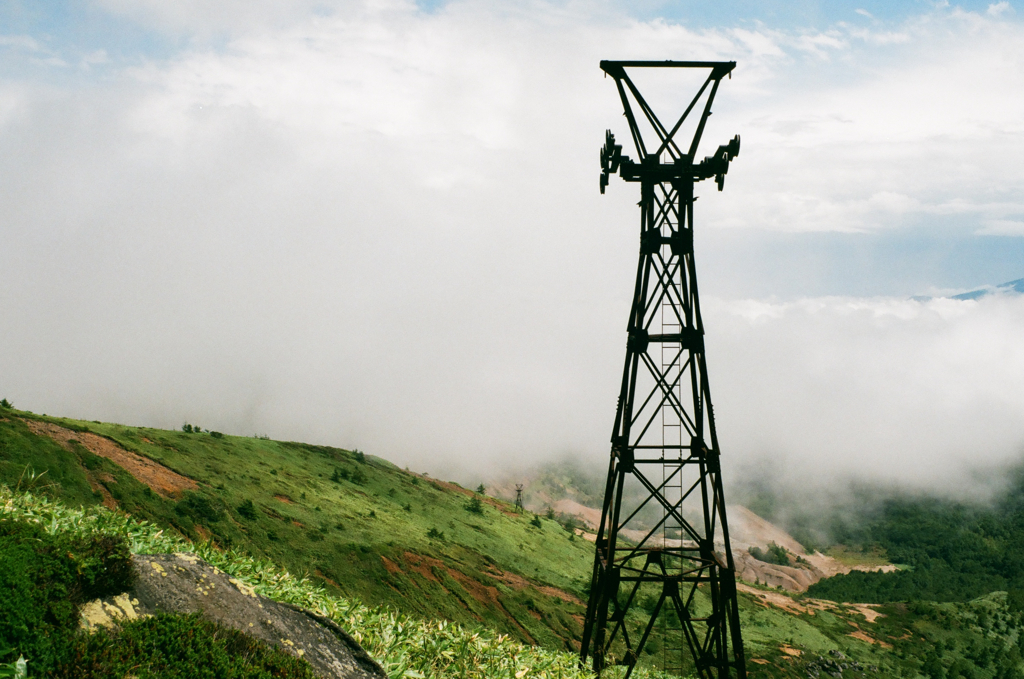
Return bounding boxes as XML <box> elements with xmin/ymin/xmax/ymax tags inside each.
<box><xmin>708</xmin><ymin>293</ymin><xmax>1024</xmax><ymax>492</ymax></box>
<box><xmin>0</xmin><ymin>35</ymin><xmax>43</xmax><ymax>51</ymax></box>
<box><xmin>90</xmin><ymin>0</ymin><xmax>374</xmax><ymax>39</ymax></box>
<box><xmin>702</xmin><ymin>11</ymin><xmax>1024</xmax><ymax>233</ymax></box>
<box><xmin>1</xmin><ymin>2</ymin><xmax>1023</xmax><ymax>486</ymax></box>
<box><xmin>988</xmin><ymin>2</ymin><xmax>1014</xmax><ymax>17</ymax></box>
<box><xmin>978</xmin><ymin>219</ymin><xmax>1024</xmax><ymax>235</ymax></box>
<box><xmin>79</xmin><ymin>50</ymin><xmax>110</xmax><ymax>69</ymax></box>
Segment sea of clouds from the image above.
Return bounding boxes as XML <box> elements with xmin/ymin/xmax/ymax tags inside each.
<box><xmin>1</xmin><ymin>1</ymin><xmax>1022</xmax><ymax>492</ymax></box>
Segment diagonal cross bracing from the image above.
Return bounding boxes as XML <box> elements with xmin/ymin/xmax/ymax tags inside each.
<box><xmin>581</xmin><ymin>60</ymin><xmax>747</xmax><ymax>679</ymax></box>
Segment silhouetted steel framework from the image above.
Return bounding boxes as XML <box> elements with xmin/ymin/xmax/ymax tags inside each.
<box><xmin>515</xmin><ymin>484</ymin><xmax>525</xmax><ymax>513</ymax></box>
<box><xmin>580</xmin><ymin>60</ymin><xmax>746</xmax><ymax>679</ymax></box>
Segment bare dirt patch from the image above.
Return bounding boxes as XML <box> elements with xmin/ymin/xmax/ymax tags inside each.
<box><xmin>848</xmin><ymin>628</ymin><xmax>892</xmax><ymax>648</ymax></box>
<box><xmin>402</xmin><ymin>552</ymin><xmax>537</xmax><ymax>644</ymax></box>
<box><xmin>720</xmin><ymin>505</ymin><xmax>900</xmax><ymax>592</ymax></box>
<box><xmin>484</xmin><ymin>566</ymin><xmax>583</xmax><ymax>605</ymax></box>
<box><xmin>403</xmin><ymin>552</ymin><xmax>442</xmax><ymax>583</ymax></box>
<box><xmin>738</xmin><ymin>583</ymin><xmax>840</xmax><ymax>617</ymax></box>
<box><xmin>380</xmin><ymin>557</ymin><xmax>401</xmax><ymax>576</ymax></box>
<box><xmin>848</xmin><ymin>603</ymin><xmax>884</xmax><ymax>623</ymax></box>
<box><xmin>544</xmin><ymin>500</ymin><xmax>897</xmax><ymax>593</ymax></box>
<box><xmin>274</xmin><ymin>494</ymin><xmax>295</xmax><ymax>504</ymax></box>
<box><xmin>86</xmin><ymin>475</ymin><xmax>118</xmax><ymax>510</ymax></box>
<box><xmin>485</xmin><ymin>500</ymin><xmax>520</xmax><ymax>517</ymax></box>
<box><xmin>314</xmin><ymin>569</ymin><xmax>341</xmax><ymax>589</ymax></box>
<box><xmin>428</xmin><ymin>479</ymin><xmax>475</xmax><ymax>498</ymax></box>
<box><xmin>552</xmin><ymin>499</ymin><xmax>602</xmax><ymax>530</ymax></box>
<box><xmin>739</xmin><ymin>583</ymin><xmax>892</xmax><ymax>649</ymax></box>
<box><xmin>23</xmin><ymin>419</ymin><xmax>198</xmax><ymax>498</ymax></box>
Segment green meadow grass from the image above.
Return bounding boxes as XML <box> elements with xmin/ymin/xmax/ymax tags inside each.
<box><xmin>7</xmin><ymin>408</ymin><xmax>1024</xmax><ymax>678</ymax></box>
<box><xmin>0</xmin><ymin>411</ymin><xmax>594</xmax><ymax>650</ymax></box>
<box><xmin>0</xmin><ymin>486</ymin><xmax>680</xmax><ymax>679</ymax></box>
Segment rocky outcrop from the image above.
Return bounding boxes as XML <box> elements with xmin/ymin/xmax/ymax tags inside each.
<box><xmin>80</xmin><ymin>553</ymin><xmax>385</xmax><ymax>679</ymax></box>
<box><xmin>726</xmin><ymin>505</ymin><xmax>897</xmax><ymax>592</ymax></box>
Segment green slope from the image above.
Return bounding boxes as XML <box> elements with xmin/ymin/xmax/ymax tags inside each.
<box><xmin>7</xmin><ymin>403</ymin><xmax>1024</xmax><ymax>678</ymax></box>
<box><xmin>0</xmin><ymin>407</ymin><xmax>590</xmax><ymax>652</ymax></box>
<box><xmin>0</xmin><ymin>487</ymin><xmax>593</xmax><ymax>679</ymax></box>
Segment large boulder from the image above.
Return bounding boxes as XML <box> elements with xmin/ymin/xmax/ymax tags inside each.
<box><xmin>80</xmin><ymin>553</ymin><xmax>385</xmax><ymax>679</ymax></box>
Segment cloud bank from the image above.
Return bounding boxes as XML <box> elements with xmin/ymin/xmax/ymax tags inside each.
<box><xmin>0</xmin><ymin>1</ymin><xmax>1022</xmax><ymax>487</ymax></box>
<box><xmin>708</xmin><ymin>292</ymin><xmax>1024</xmax><ymax>493</ymax></box>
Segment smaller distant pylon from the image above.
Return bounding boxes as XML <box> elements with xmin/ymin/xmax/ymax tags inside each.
<box><xmin>514</xmin><ymin>484</ymin><xmax>524</xmax><ymax>513</ymax></box>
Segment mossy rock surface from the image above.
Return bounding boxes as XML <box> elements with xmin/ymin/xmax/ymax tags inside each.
<box><xmin>82</xmin><ymin>553</ymin><xmax>385</xmax><ymax>679</ymax></box>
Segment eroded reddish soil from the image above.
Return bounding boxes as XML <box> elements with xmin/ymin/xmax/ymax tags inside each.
<box><xmin>23</xmin><ymin>419</ymin><xmax>198</xmax><ymax>498</ymax></box>
<box><xmin>400</xmin><ymin>551</ymin><xmax>538</xmax><ymax>643</ymax></box>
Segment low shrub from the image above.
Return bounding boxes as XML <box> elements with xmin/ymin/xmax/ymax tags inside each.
<box><xmin>237</xmin><ymin>499</ymin><xmax>259</xmax><ymax>521</ymax></box>
<box><xmin>330</xmin><ymin>467</ymin><xmax>365</xmax><ymax>485</ymax></box>
<box><xmin>56</xmin><ymin>613</ymin><xmax>316</xmax><ymax>678</ymax></box>
<box><xmin>748</xmin><ymin>542</ymin><xmax>791</xmax><ymax>567</ymax></box>
<box><xmin>175</xmin><ymin>492</ymin><xmax>222</xmax><ymax>524</ymax></box>
<box><xmin>77</xmin><ymin>447</ymin><xmax>104</xmax><ymax>471</ymax></box>
<box><xmin>1009</xmin><ymin>588</ymin><xmax>1024</xmax><ymax>613</ymax></box>
<box><xmin>0</xmin><ymin>518</ymin><xmax>134</xmax><ymax>674</ymax></box>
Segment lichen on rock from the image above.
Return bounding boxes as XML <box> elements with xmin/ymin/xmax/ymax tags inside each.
<box><xmin>80</xmin><ymin>553</ymin><xmax>385</xmax><ymax>679</ymax></box>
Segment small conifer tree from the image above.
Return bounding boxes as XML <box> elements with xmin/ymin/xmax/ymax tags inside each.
<box><xmin>465</xmin><ymin>497</ymin><xmax>484</xmax><ymax>514</ymax></box>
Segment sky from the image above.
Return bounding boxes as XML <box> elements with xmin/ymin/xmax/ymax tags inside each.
<box><xmin>1</xmin><ymin>0</ymin><xmax>1023</xmax><ymax>494</ymax></box>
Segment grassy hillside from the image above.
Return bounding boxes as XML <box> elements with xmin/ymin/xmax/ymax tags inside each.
<box><xmin>0</xmin><ymin>487</ymin><xmax>593</xmax><ymax>679</ymax></box>
<box><xmin>0</xmin><ymin>406</ymin><xmax>591</xmax><ymax>652</ymax></box>
<box><xmin>8</xmin><ymin>403</ymin><xmax>1024</xmax><ymax>678</ymax></box>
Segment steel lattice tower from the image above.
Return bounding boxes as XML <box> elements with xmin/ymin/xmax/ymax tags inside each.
<box><xmin>580</xmin><ymin>60</ymin><xmax>746</xmax><ymax>679</ymax></box>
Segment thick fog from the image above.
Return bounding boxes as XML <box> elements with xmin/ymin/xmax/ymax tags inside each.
<box><xmin>1</xmin><ymin>2</ymin><xmax>1023</xmax><ymax>489</ymax></box>
<box><xmin>709</xmin><ymin>293</ymin><xmax>1024</xmax><ymax>495</ymax></box>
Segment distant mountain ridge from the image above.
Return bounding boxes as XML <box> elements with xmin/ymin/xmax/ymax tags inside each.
<box><xmin>951</xmin><ymin>277</ymin><xmax>1024</xmax><ymax>300</ymax></box>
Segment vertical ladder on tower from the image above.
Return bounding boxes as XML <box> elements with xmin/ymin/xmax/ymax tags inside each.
<box><xmin>661</xmin><ymin>231</ymin><xmax>686</xmax><ymax>675</ymax></box>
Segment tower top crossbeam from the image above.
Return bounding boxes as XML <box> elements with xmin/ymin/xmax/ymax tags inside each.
<box><xmin>598</xmin><ymin>61</ymin><xmax>739</xmax><ymax>194</ymax></box>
